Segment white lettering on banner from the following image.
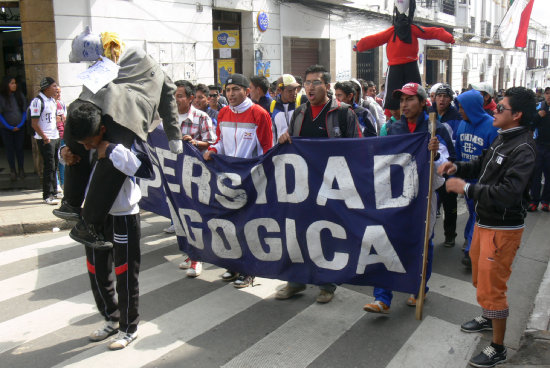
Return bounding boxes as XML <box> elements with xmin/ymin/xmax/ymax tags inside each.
<box><xmin>182</xmin><ymin>156</ymin><xmax>211</xmax><ymax>205</ymax></box>
<box><xmin>317</xmin><ymin>156</ymin><xmax>365</xmax><ymax>209</ymax></box>
<box><xmin>374</xmin><ymin>153</ymin><xmax>418</xmax><ymax>209</ymax></box>
<box><xmin>215</xmin><ymin>173</ymin><xmax>247</xmax><ymax>209</ymax></box>
<box><xmin>273</xmin><ymin>154</ymin><xmax>309</xmax><ymax>203</ymax></box>
<box><xmin>167</xmin><ymin>199</ymin><xmax>186</xmax><ymax>238</ymax></box>
<box><xmin>251</xmin><ymin>163</ymin><xmax>268</xmax><ymax>204</ymax></box>
<box><xmin>179</xmin><ymin>208</ymin><xmax>204</xmax><ymax>249</ymax></box>
<box><xmin>356</xmin><ymin>225</ymin><xmax>406</xmax><ymax>274</ymax></box>
<box><xmin>285</xmin><ymin>218</ymin><xmax>305</xmax><ymax>263</ymax></box>
<box><xmin>244</xmin><ymin>218</ymin><xmax>283</xmax><ymax>261</ymax></box>
<box><xmin>139</xmin><ymin>165</ymin><xmax>162</xmax><ymax>197</ymax></box>
<box><xmin>156</xmin><ymin>147</ymin><xmax>180</xmax><ymax>193</ymax></box>
<box><xmin>208</xmin><ymin>219</ymin><xmax>242</xmax><ymax>259</ymax></box>
<box><xmin>306</xmin><ymin>221</ymin><xmax>349</xmax><ymax>271</ymax></box>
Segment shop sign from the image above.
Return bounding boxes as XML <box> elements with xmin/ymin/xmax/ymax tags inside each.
<box><xmin>213</xmin><ymin>30</ymin><xmax>240</xmax><ymax>49</ymax></box>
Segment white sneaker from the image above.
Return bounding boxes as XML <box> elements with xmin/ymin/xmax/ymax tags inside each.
<box><xmin>89</xmin><ymin>320</ymin><xmax>118</xmax><ymax>342</ymax></box>
<box><xmin>56</xmin><ymin>186</ymin><xmax>64</xmax><ymax>199</ymax></box>
<box><xmin>186</xmin><ymin>261</ymin><xmax>202</xmax><ymax>277</ymax></box>
<box><xmin>44</xmin><ymin>196</ymin><xmax>60</xmax><ymax>205</ymax></box>
<box><xmin>179</xmin><ymin>256</ymin><xmax>191</xmax><ymax>269</ymax></box>
<box><xmin>163</xmin><ymin>224</ymin><xmax>175</xmax><ymax>234</ymax></box>
<box><xmin>108</xmin><ymin>331</ymin><xmax>137</xmax><ymax>350</ymax></box>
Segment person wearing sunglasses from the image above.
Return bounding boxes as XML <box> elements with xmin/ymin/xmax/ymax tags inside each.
<box><xmin>439</xmin><ymin>87</ymin><xmax>537</xmax><ymax>368</ymax></box>
<box><xmin>453</xmin><ymin>89</ymin><xmax>499</xmax><ymax>269</ymax></box>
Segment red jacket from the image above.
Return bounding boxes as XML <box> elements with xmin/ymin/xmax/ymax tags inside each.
<box><xmin>355</xmin><ymin>26</ymin><xmax>455</xmax><ymax>66</ymax></box>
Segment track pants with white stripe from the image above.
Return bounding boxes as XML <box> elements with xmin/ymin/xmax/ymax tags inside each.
<box><xmin>85</xmin><ymin>214</ymin><xmax>141</xmax><ymax>334</ymax></box>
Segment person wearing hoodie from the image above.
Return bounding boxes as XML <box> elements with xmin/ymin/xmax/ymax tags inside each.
<box><xmin>528</xmin><ymin>86</ymin><xmax>550</xmax><ymax>212</ymax></box>
<box><xmin>454</xmin><ymin>89</ymin><xmax>499</xmax><ymax>268</ymax></box>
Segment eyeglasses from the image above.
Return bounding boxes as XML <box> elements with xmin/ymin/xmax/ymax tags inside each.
<box><xmin>303</xmin><ymin>80</ymin><xmax>324</xmax><ymax>87</ymax></box>
<box><xmin>208</xmin><ymin>94</ymin><xmax>219</xmax><ymax>98</ymax></box>
<box><xmin>496</xmin><ymin>104</ymin><xmax>512</xmax><ymax>114</ymax></box>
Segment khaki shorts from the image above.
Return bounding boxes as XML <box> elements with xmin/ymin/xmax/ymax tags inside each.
<box><xmin>470</xmin><ymin>225</ymin><xmax>524</xmax><ymax>319</ymax></box>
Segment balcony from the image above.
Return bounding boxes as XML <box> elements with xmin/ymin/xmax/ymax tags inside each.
<box><xmin>418</xmin><ymin>0</ymin><xmax>455</xmax><ymax>16</ymax></box>
<box><xmin>480</xmin><ymin>20</ymin><xmax>492</xmax><ymax>41</ymax></box>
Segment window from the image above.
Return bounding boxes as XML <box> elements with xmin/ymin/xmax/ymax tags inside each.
<box><xmin>488</xmin><ymin>54</ymin><xmax>492</xmax><ymax>67</ymax></box>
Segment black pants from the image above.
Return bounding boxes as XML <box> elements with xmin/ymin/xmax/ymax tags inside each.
<box><xmin>64</xmin><ymin>117</ymin><xmax>137</xmax><ymax>225</ymax></box>
<box><xmin>383</xmin><ymin>61</ymin><xmax>422</xmax><ymax>110</ymax></box>
<box><xmin>0</xmin><ymin>127</ymin><xmax>25</xmax><ymax>171</ymax></box>
<box><xmin>36</xmin><ymin>138</ymin><xmax>60</xmax><ymax>199</ymax></box>
<box><xmin>85</xmin><ymin>213</ymin><xmax>141</xmax><ymax>334</ymax></box>
<box><xmin>530</xmin><ymin>143</ymin><xmax>550</xmax><ymax>204</ymax></box>
<box><xmin>436</xmin><ymin>184</ymin><xmax>457</xmax><ymax>238</ymax></box>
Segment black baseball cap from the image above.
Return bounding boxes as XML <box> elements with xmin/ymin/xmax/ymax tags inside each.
<box><xmin>225</xmin><ymin>74</ymin><xmax>250</xmax><ymax>89</ymax></box>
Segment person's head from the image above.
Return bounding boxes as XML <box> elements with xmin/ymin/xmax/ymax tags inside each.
<box><xmin>350</xmin><ymin>80</ymin><xmax>362</xmax><ymax>104</ymax></box>
<box><xmin>435</xmin><ymin>84</ymin><xmax>453</xmax><ymax>114</ymax></box>
<box><xmin>429</xmin><ymin>83</ymin><xmax>442</xmax><ymax>101</ymax></box>
<box><xmin>66</xmin><ymin>101</ymin><xmax>105</xmax><ymax>150</ymax></box>
<box><xmin>207</xmin><ymin>84</ymin><xmax>220</xmax><ymax>109</ymax></box>
<box><xmin>193</xmin><ymin>83</ymin><xmax>209</xmax><ymax>111</ymax></box>
<box><xmin>390</xmin><ymin>108</ymin><xmax>401</xmax><ymax>120</ymax></box>
<box><xmin>174</xmin><ymin>80</ymin><xmax>195</xmax><ymax>114</ymax></box>
<box><xmin>55</xmin><ymin>86</ymin><xmax>62</xmax><ymax>100</ymax></box>
<box><xmin>249</xmin><ymin>76</ymin><xmax>269</xmax><ymax>102</ymax></box>
<box><xmin>294</xmin><ymin>75</ymin><xmax>303</xmax><ymax>90</ymax></box>
<box><xmin>304</xmin><ymin>65</ymin><xmax>330</xmax><ymax>106</ymax></box>
<box><xmin>225</xmin><ymin>74</ymin><xmax>250</xmax><ymax>107</ymax></box>
<box><xmin>493</xmin><ymin>87</ymin><xmax>536</xmax><ymax>130</ymax></box>
<box><xmin>393</xmin><ymin>82</ymin><xmax>427</xmax><ymax>122</ymax></box>
<box><xmin>40</xmin><ymin>77</ymin><xmax>58</xmax><ymax>98</ymax></box>
<box><xmin>471</xmin><ymin>82</ymin><xmax>494</xmax><ymax>106</ymax></box>
<box><xmin>544</xmin><ymin>87</ymin><xmax>550</xmax><ymax>105</ymax></box>
<box><xmin>364</xmin><ymin>81</ymin><xmax>376</xmax><ymax>97</ymax></box>
<box><xmin>276</xmin><ymin>74</ymin><xmax>300</xmax><ymax>104</ymax></box>
<box><xmin>334</xmin><ymin>81</ymin><xmax>355</xmax><ymax>105</ymax></box>
<box><xmin>0</xmin><ymin>76</ymin><xmax>16</xmax><ymax>97</ymax></box>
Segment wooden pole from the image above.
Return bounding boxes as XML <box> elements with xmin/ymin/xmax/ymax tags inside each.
<box><xmin>415</xmin><ymin>112</ymin><xmax>437</xmax><ymax>320</ymax></box>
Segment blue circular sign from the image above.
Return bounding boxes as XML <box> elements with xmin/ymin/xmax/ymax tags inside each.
<box><xmin>257</xmin><ymin>11</ymin><xmax>268</xmax><ymax>32</ymax></box>
<box><xmin>217</xmin><ymin>32</ymin><xmax>229</xmax><ymax>45</ymax></box>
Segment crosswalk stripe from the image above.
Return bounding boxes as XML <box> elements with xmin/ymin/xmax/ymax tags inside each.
<box><xmin>429</xmin><ymin>273</ymin><xmax>478</xmax><ymax>306</ymax></box>
<box><xmin>0</xmin><ymin>236</ymin><xmax>177</xmax><ymax>303</ymax></box>
<box><xmin>51</xmin><ymin>278</ymin><xmax>286</xmax><ymax>368</ymax></box>
<box><xmin>385</xmin><ymin>316</ymin><xmax>480</xmax><ymax>368</ymax></box>
<box><xmin>223</xmin><ymin>287</ymin><xmax>372</xmax><ymax>368</ymax></box>
<box><xmin>0</xmin><ymin>258</ymin><xmax>188</xmax><ymax>355</ymax></box>
<box><xmin>0</xmin><ymin>235</ymin><xmax>75</xmax><ymax>266</ymax></box>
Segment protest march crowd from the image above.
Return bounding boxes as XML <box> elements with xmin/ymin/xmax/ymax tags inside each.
<box><xmin>6</xmin><ymin>1</ymin><xmax>548</xmax><ymax>366</ymax></box>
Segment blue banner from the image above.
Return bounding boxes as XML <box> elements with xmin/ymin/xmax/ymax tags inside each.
<box><xmin>140</xmin><ymin>127</ymin><xmax>431</xmax><ymax>294</ymax></box>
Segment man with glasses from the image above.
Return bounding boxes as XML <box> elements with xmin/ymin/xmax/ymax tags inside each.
<box><xmin>440</xmin><ymin>87</ymin><xmax>537</xmax><ymax>368</ymax></box>
<box><xmin>276</xmin><ymin>64</ymin><xmax>362</xmax><ymax>304</ymax></box>
<box><xmin>206</xmin><ymin>84</ymin><xmax>227</xmax><ymax>127</ymax></box>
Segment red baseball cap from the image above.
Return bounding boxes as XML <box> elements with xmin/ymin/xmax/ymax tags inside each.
<box><xmin>392</xmin><ymin>82</ymin><xmax>428</xmax><ymax>100</ymax></box>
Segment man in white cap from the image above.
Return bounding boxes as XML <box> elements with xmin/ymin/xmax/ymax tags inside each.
<box><xmin>471</xmin><ymin>82</ymin><xmax>497</xmax><ymax>116</ymax></box>
<box><xmin>269</xmin><ymin>74</ymin><xmax>305</xmax><ymax>144</ymax></box>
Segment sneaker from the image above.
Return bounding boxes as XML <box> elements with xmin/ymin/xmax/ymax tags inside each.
<box><xmin>108</xmin><ymin>331</ymin><xmax>137</xmax><ymax>350</ymax></box>
<box><xmin>163</xmin><ymin>224</ymin><xmax>175</xmax><ymax>234</ymax></box>
<box><xmin>186</xmin><ymin>261</ymin><xmax>202</xmax><ymax>277</ymax></box>
<box><xmin>53</xmin><ymin>201</ymin><xmax>81</xmax><ymax>221</ymax></box>
<box><xmin>316</xmin><ymin>289</ymin><xmax>334</xmax><ymax>303</ymax></box>
<box><xmin>179</xmin><ymin>256</ymin><xmax>191</xmax><ymax>269</ymax></box>
<box><xmin>542</xmin><ymin>203</ymin><xmax>550</xmax><ymax>212</ymax></box>
<box><xmin>44</xmin><ymin>196</ymin><xmax>60</xmax><ymax>205</ymax></box>
<box><xmin>444</xmin><ymin>235</ymin><xmax>456</xmax><ymax>247</ymax></box>
<box><xmin>363</xmin><ymin>300</ymin><xmax>390</xmax><ymax>314</ymax></box>
<box><xmin>56</xmin><ymin>186</ymin><xmax>64</xmax><ymax>199</ymax></box>
<box><xmin>462</xmin><ymin>252</ymin><xmax>472</xmax><ymax>269</ymax></box>
<box><xmin>469</xmin><ymin>345</ymin><xmax>506</xmax><ymax>367</ymax></box>
<box><xmin>234</xmin><ymin>275</ymin><xmax>254</xmax><ymax>288</ymax></box>
<box><xmin>89</xmin><ymin>320</ymin><xmax>119</xmax><ymax>342</ymax></box>
<box><xmin>70</xmin><ymin>220</ymin><xmax>113</xmax><ymax>250</ymax></box>
<box><xmin>406</xmin><ymin>294</ymin><xmax>426</xmax><ymax>306</ymax></box>
<box><xmin>461</xmin><ymin>316</ymin><xmax>493</xmax><ymax>332</ymax></box>
<box><xmin>275</xmin><ymin>284</ymin><xmax>306</xmax><ymax>300</ymax></box>
<box><xmin>527</xmin><ymin>203</ymin><xmax>538</xmax><ymax>212</ymax></box>
<box><xmin>221</xmin><ymin>270</ymin><xmax>238</xmax><ymax>281</ymax></box>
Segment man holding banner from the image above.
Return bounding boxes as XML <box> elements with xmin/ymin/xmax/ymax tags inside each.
<box><xmin>275</xmin><ymin>64</ymin><xmax>362</xmax><ymax>304</ymax></box>
<box><xmin>204</xmin><ymin>73</ymin><xmax>273</xmax><ymax>288</ymax></box>
<box><xmin>364</xmin><ymin>82</ymin><xmax>454</xmax><ymax>313</ymax></box>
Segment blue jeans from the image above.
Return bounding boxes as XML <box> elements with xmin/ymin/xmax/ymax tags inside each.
<box><xmin>288</xmin><ymin>282</ymin><xmax>337</xmax><ymax>293</ymax></box>
<box><xmin>373</xmin><ymin>238</ymin><xmax>434</xmax><ymax>307</ymax></box>
<box><xmin>57</xmin><ymin>139</ymin><xmax>65</xmax><ymax>186</ymax></box>
<box><xmin>464</xmin><ymin>198</ymin><xmax>476</xmax><ymax>253</ymax></box>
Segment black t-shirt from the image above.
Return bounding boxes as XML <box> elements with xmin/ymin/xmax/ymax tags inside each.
<box><xmin>299</xmin><ymin>102</ymin><xmax>329</xmax><ymax>138</ymax></box>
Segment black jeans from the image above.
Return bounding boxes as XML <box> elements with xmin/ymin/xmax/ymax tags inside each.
<box><xmin>36</xmin><ymin>138</ymin><xmax>60</xmax><ymax>199</ymax></box>
<box><xmin>436</xmin><ymin>184</ymin><xmax>457</xmax><ymax>238</ymax></box>
<box><xmin>0</xmin><ymin>127</ymin><xmax>25</xmax><ymax>171</ymax></box>
<box><xmin>530</xmin><ymin>143</ymin><xmax>550</xmax><ymax>204</ymax></box>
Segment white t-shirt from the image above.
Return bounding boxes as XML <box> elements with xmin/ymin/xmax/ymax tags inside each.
<box><xmin>30</xmin><ymin>92</ymin><xmax>59</xmax><ymax>140</ymax></box>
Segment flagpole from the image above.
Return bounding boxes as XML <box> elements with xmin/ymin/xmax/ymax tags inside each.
<box><xmin>415</xmin><ymin>112</ymin><xmax>437</xmax><ymax>320</ymax></box>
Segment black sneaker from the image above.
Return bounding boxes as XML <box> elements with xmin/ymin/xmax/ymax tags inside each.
<box><xmin>469</xmin><ymin>345</ymin><xmax>506</xmax><ymax>367</ymax></box>
<box><xmin>233</xmin><ymin>275</ymin><xmax>254</xmax><ymax>288</ymax></box>
<box><xmin>53</xmin><ymin>201</ymin><xmax>81</xmax><ymax>221</ymax></box>
<box><xmin>462</xmin><ymin>252</ymin><xmax>472</xmax><ymax>269</ymax></box>
<box><xmin>70</xmin><ymin>220</ymin><xmax>113</xmax><ymax>250</ymax></box>
<box><xmin>444</xmin><ymin>234</ymin><xmax>456</xmax><ymax>247</ymax></box>
<box><xmin>461</xmin><ymin>316</ymin><xmax>492</xmax><ymax>332</ymax></box>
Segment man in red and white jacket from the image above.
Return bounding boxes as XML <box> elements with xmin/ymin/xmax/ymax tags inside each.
<box><xmin>204</xmin><ymin>73</ymin><xmax>273</xmax><ymax>287</ymax></box>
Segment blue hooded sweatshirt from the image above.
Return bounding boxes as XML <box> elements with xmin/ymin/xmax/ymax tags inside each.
<box><xmin>454</xmin><ymin>90</ymin><xmax>499</xmax><ymax>162</ymax></box>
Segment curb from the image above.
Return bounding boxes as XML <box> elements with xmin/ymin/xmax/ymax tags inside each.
<box><xmin>527</xmin><ymin>257</ymin><xmax>550</xmax><ymax>331</ymax></box>
<box><xmin>0</xmin><ymin>219</ymin><xmax>74</xmax><ymax>237</ymax></box>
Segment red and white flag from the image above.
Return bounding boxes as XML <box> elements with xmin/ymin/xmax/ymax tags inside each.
<box><xmin>499</xmin><ymin>0</ymin><xmax>535</xmax><ymax>49</ymax></box>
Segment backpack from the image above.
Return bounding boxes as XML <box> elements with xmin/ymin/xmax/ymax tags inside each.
<box><xmin>26</xmin><ymin>95</ymin><xmax>45</xmax><ymax>135</ymax></box>
<box><xmin>336</xmin><ymin>103</ymin><xmax>351</xmax><ymax>137</ymax></box>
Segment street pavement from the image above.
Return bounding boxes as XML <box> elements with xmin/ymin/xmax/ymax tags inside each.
<box><xmin>0</xmin><ymin>192</ymin><xmax>550</xmax><ymax>367</ymax></box>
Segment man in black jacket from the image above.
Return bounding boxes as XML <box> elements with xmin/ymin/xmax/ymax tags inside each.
<box><xmin>439</xmin><ymin>87</ymin><xmax>537</xmax><ymax>368</ymax></box>
<box><xmin>528</xmin><ymin>86</ymin><xmax>550</xmax><ymax>212</ymax></box>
